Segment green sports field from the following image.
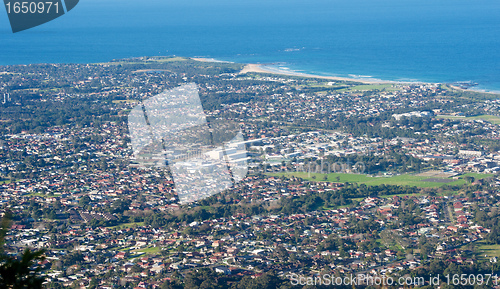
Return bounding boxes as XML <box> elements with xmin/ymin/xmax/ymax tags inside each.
<box><xmin>465</xmin><ymin>240</ymin><xmax>500</xmax><ymax>261</ymax></box>
<box><xmin>268</xmin><ymin>172</ymin><xmax>493</xmax><ymax>188</ymax></box>
<box><xmin>436</xmin><ymin>114</ymin><xmax>500</xmax><ymax>125</ymax></box>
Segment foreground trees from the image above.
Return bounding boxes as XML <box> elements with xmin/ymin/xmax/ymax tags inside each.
<box><xmin>0</xmin><ymin>212</ymin><xmax>46</xmax><ymax>289</ymax></box>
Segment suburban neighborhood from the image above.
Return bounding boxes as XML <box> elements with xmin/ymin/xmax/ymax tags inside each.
<box><xmin>0</xmin><ymin>57</ymin><xmax>499</xmax><ymax>288</ymax></box>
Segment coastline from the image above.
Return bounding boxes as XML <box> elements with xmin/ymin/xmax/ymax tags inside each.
<box><xmin>191</xmin><ymin>57</ymin><xmax>234</xmax><ymax>64</ymax></box>
<box><xmin>192</xmin><ymin>57</ymin><xmax>383</xmax><ymax>84</ymax></box>
<box><xmin>238</xmin><ymin>63</ymin><xmax>395</xmax><ymax>85</ymax></box>
<box><xmin>191</xmin><ymin>57</ymin><xmax>500</xmax><ymax>95</ymax></box>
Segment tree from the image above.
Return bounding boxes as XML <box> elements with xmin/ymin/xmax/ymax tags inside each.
<box><xmin>464</xmin><ymin>176</ymin><xmax>475</xmax><ymax>184</ymax></box>
<box><xmin>231</xmin><ymin>271</ymin><xmax>283</xmax><ymax>289</ymax></box>
<box><xmin>131</xmin><ymin>263</ymin><xmax>142</xmax><ymax>273</ymax></box>
<box><xmin>111</xmin><ymin>199</ymin><xmax>131</xmax><ymax>214</ymax></box>
<box><xmin>79</xmin><ymin>195</ymin><xmax>91</xmax><ymax>207</ymax></box>
<box><xmin>183</xmin><ymin>268</ymin><xmax>222</xmax><ymax>289</ymax></box>
<box><xmin>0</xmin><ymin>248</ymin><xmax>46</xmax><ymax>289</ymax></box>
<box><xmin>89</xmin><ymin>277</ymin><xmax>99</xmax><ymax>289</ymax></box>
<box><xmin>487</xmin><ymin>223</ymin><xmax>500</xmax><ymax>244</ymax></box>
<box><xmin>0</xmin><ymin>212</ymin><xmax>46</xmax><ymax>288</ymax></box>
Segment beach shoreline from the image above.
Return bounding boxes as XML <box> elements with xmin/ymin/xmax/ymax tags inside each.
<box><xmin>238</xmin><ymin>63</ymin><xmax>394</xmax><ymax>85</ymax></box>
<box><xmin>191</xmin><ymin>57</ymin><xmax>234</xmax><ymax>64</ymax></box>
<box><xmin>191</xmin><ymin>58</ymin><xmax>500</xmax><ymax>95</ymax></box>
<box><xmin>192</xmin><ymin>57</ymin><xmax>378</xmax><ymax>83</ymax></box>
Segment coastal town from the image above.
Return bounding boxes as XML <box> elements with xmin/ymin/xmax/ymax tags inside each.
<box><xmin>0</xmin><ymin>57</ymin><xmax>499</xmax><ymax>288</ymax></box>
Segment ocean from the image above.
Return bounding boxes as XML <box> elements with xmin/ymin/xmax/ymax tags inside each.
<box><xmin>0</xmin><ymin>0</ymin><xmax>499</xmax><ymax>92</ymax></box>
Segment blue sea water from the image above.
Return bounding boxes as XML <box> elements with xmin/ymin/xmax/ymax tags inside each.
<box><xmin>0</xmin><ymin>0</ymin><xmax>499</xmax><ymax>92</ymax></box>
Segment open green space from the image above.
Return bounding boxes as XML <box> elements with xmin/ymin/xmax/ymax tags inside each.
<box><xmin>149</xmin><ymin>57</ymin><xmax>187</xmax><ymax>63</ymax></box>
<box><xmin>346</xmin><ymin>84</ymin><xmax>400</xmax><ymax>91</ymax></box>
<box><xmin>268</xmin><ymin>172</ymin><xmax>493</xmax><ymax>188</ymax></box>
<box><xmin>107</xmin><ymin>222</ymin><xmax>145</xmax><ymax>230</ymax></box>
<box><xmin>96</xmin><ymin>57</ymin><xmax>187</xmax><ymax>65</ymax></box>
<box><xmin>436</xmin><ymin>114</ymin><xmax>500</xmax><ymax>125</ymax></box>
<box><xmin>329</xmin><ymin>83</ymin><xmax>401</xmax><ymax>93</ymax></box>
<box><xmin>304</xmin><ymin>84</ymin><xmax>346</xmax><ymax>89</ymax></box>
<box><xmin>302</xmin><ymin>81</ymin><xmax>386</xmax><ymax>90</ymax></box>
<box><xmin>28</xmin><ymin>193</ymin><xmax>57</xmax><ymax>198</ymax></box>
<box><xmin>322</xmin><ymin>204</ymin><xmax>351</xmax><ymax>210</ymax></box>
<box><xmin>442</xmin><ymin>85</ymin><xmax>500</xmax><ymax>100</ymax></box>
<box><xmin>470</xmin><ymin>241</ymin><xmax>500</xmax><ymax>261</ymax></box>
<box><xmin>133</xmin><ymin>246</ymin><xmax>161</xmax><ymax>255</ymax></box>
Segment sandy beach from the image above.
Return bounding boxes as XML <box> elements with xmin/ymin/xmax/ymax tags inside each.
<box><xmin>191</xmin><ymin>58</ymin><xmax>421</xmax><ymax>85</ymax></box>
<box><xmin>240</xmin><ymin>64</ymin><xmax>500</xmax><ymax>94</ymax></box>
<box><xmin>191</xmin><ymin>58</ymin><xmax>385</xmax><ymax>83</ymax></box>
<box><xmin>238</xmin><ymin>64</ymin><xmax>397</xmax><ymax>84</ymax></box>
<box><xmin>191</xmin><ymin>58</ymin><xmax>499</xmax><ymax>94</ymax></box>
